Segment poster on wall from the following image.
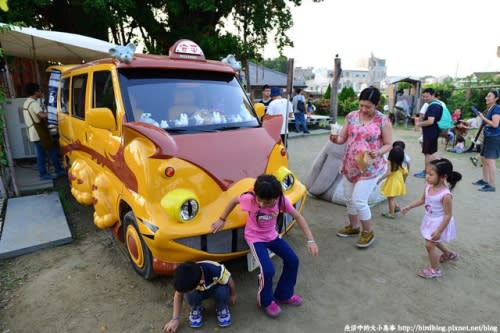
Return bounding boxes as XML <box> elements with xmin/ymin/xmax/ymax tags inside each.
<box><xmin>47</xmin><ymin>69</ymin><xmax>60</xmax><ymax>133</ymax></box>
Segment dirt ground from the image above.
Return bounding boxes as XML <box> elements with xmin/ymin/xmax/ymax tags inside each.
<box><xmin>1</xmin><ymin>128</ymin><xmax>499</xmax><ymax>333</ymax></box>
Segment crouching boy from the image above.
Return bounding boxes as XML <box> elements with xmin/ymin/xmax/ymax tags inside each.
<box><xmin>163</xmin><ymin>261</ymin><xmax>237</xmax><ymax>332</ymax></box>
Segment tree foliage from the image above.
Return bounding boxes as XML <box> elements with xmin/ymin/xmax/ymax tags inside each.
<box><xmin>338</xmin><ymin>86</ymin><xmax>356</xmax><ymax>101</ymax></box>
<box><xmin>337</xmin><ymin>87</ymin><xmax>357</xmax><ymax>116</ymax></box>
<box><xmin>323</xmin><ymin>84</ymin><xmax>331</xmax><ymax>99</ymax></box>
<box><xmin>0</xmin><ymin>0</ymin><xmax>306</xmax><ymax>62</ymax></box>
<box><xmin>261</xmin><ymin>56</ymin><xmax>288</xmax><ymax>74</ymax></box>
<box><xmin>424</xmin><ymin>74</ymin><xmax>500</xmax><ymax>118</ymax></box>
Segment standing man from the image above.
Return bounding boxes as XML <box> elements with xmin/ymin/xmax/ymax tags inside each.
<box><xmin>257</xmin><ymin>84</ymin><xmax>272</xmax><ymax>114</ymax></box>
<box><xmin>414</xmin><ymin>88</ymin><xmax>442</xmax><ymax>178</ymax></box>
<box><xmin>266</xmin><ymin>87</ymin><xmax>292</xmax><ymax>147</ymax></box>
<box><xmin>23</xmin><ymin>83</ymin><xmax>65</xmax><ymax>180</ymax></box>
<box><xmin>292</xmin><ymin>88</ymin><xmax>310</xmax><ymax>134</ymax></box>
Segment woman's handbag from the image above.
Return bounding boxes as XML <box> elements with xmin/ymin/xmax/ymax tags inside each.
<box><xmin>25</xmin><ymin>104</ymin><xmax>54</xmax><ymax>150</ymax></box>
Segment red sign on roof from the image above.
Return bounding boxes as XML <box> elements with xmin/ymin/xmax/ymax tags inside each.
<box><xmin>169</xmin><ymin>39</ymin><xmax>205</xmax><ymax>61</ymax></box>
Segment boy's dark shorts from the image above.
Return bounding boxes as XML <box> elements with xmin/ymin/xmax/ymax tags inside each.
<box><xmin>481</xmin><ymin>135</ymin><xmax>500</xmax><ymax>159</ymax></box>
<box><xmin>422</xmin><ymin>137</ymin><xmax>438</xmax><ymax>155</ymax></box>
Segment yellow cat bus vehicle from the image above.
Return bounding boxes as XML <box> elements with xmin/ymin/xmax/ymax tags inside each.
<box><xmin>53</xmin><ymin>40</ymin><xmax>306</xmax><ymax>279</ymax></box>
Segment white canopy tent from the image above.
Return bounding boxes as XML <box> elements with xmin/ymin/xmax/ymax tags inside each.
<box><xmin>0</xmin><ymin>23</ymin><xmax>118</xmax><ymax>197</ymax></box>
<box><xmin>0</xmin><ymin>23</ymin><xmax>116</xmax><ymax>63</ymax></box>
<box><xmin>0</xmin><ymin>23</ymin><xmax>118</xmax><ymax>89</ymax></box>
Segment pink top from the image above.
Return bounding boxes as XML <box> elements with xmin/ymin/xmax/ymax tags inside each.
<box><xmin>239</xmin><ymin>193</ymin><xmax>295</xmax><ymax>244</ymax></box>
<box><xmin>341</xmin><ymin>110</ymin><xmax>390</xmax><ymax>182</ymax></box>
<box><xmin>420</xmin><ymin>184</ymin><xmax>456</xmax><ymax>242</ymax></box>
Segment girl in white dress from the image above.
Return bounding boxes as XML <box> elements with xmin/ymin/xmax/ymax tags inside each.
<box><xmin>402</xmin><ymin>158</ymin><xmax>462</xmax><ymax>279</ymax></box>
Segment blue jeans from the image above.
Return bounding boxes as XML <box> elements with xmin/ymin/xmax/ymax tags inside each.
<box><xmin>294</xmin><ymin>112</ymin><xmax>309</xmax><ymax>133</ymax></box>
<box><xmin>186</xmin><ymin>284</ymin><xmax>230</xmax><ymax>311</ymax></box>
<box><xmin>250</xmin><ymin>237</ymin><xmax>299</xmax><ymax>308</ymax></box>
<box><xmin>34</xmin><ymin>141</ymin><xmax>63</xmax><ymax>177</ymax></box>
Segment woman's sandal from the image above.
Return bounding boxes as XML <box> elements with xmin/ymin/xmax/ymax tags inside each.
<box><xmin>439</xmin><ymin>251</ymin><xmax>459</xmax><ymax>263</ymax></box>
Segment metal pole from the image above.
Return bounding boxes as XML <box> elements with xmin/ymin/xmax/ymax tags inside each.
<box><xmin>31</xmin><ymin>36</ymin><xmax>41</xmax><ymax>85</ymax></box>
<box><xmin>285</xmin><ymin>59</ymin><xmax>294</xmax><ymax>149</ymax></box>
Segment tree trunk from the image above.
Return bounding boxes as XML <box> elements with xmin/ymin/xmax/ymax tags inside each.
<box><xmin>244</xmin><ymin>59</ymin><xmax>251</xmax><ymax>96</ymax></box>
<box><xmin>329</xmin><ymin>55</ymin><xmax>342</xmax><ymax>124</ymax></box>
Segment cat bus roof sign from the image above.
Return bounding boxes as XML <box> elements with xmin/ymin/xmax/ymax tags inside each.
<box><xmin>169</xmin><ymin>39</ymin><xmax>205</xmax><ymax>60</ymax></box>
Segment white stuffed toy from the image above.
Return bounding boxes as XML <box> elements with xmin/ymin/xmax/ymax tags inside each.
<box><xmin>221</xmin><ymin>54</ymin><xmax>241</xmax><ymax>71</ymax></box>
<box><xmin>109</xmin><ymin>43</ymin><xmax>136</xmax><ymax>63</ymax></box>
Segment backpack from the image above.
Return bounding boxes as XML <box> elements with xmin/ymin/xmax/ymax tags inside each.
<box><xmin>296</xmin><ymin>99</ymin><xmax>305</xmax><ymax>113</ymax></box>
<box><xmin>431</xmin><ymin>100</ymin><xmax>453</xmax><ymax>132</ymax></box>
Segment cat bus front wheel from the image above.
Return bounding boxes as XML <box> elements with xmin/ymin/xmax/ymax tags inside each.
<box><xmin>123</xmin><ymin>211</ymin><xmax>154</xmax><ymax>279</ymax></box>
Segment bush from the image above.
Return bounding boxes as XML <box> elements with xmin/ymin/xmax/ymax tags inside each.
<box><xmin>314</xmin><ymin>98</ymin><xmax>331</xmax><ymax>116</ymax></box>
<box><xmin>323</xmin><ymin>84</ymin><xmax>331</xmax><ymax>99</ymax></box>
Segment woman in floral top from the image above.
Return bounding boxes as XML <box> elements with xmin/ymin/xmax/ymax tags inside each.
<box><xmin>329</xmin><ymin>87</ymin><xmax>393</xmax><ymax>248</ymax></box>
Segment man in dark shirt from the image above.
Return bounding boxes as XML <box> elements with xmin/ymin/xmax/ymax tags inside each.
<box><xmin>414</xmin><ymin>88</ymin><xmax>442</xmax><ymax>178</ymax></box>
<box><xmin>257</xmin><ymin>84</ymin><xmax>272</xmax><ymax>113</ymax></box>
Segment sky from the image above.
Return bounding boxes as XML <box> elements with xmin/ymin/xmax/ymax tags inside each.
<box><xmin>263</xmin><ymin>0</ymin><xmax>500</xmax><ymax>78</ymax></box>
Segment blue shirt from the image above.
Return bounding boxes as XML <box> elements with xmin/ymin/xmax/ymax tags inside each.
<box><xmin>195</xmin><ymin>261</ymin><xmax>231</xmax><ymax>292</ymax></box>
<box><xmin>484</xmin><ymin>105</ymin><xmax>500</xmax><ymax>137</ymax></box>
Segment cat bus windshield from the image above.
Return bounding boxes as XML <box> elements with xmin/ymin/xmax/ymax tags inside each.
<box><xmin>120</xmin><ymin>69</ymin><xmax>259</xmax><ymax>133</ymax></box>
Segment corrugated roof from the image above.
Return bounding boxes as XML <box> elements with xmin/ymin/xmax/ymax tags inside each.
<box><xmin>244</xmin><ymin>62</ymin><xmax>306</xmax><ymax>88</ymax></box>
<box><xmin>389</xmin><ymin>76</ymin><xmax>421</xmax><ymax>84</ymax></box>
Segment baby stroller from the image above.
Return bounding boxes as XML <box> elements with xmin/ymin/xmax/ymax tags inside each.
<box><xmin>464</xmin><ymin>123</ymin><xmax>484</xmax><ymax>153</ymax></box>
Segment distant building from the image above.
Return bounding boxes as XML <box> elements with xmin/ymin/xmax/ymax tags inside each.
<box><xmin>471</xmin><ymin>71</ymin><xmax>500</xmax><ymax>80</ymax></box>
<box><xmin>306</xmin><ymin>54</ymin><xmax>387</xmax><ymax>95</ymax></box>
<box><xmin>368</xmin><ymin>53</ymin><xmax>386</xmax><ymax>89</ymax></box>
<box><xmin>294</xmin><ymin>67</ymin><xmax>315</xmax><ymax>81</ymax></box>
<box><xmin>340</xmin><ymin>69</ymin><xmax>369</xmax><ymax>93</ymax></box>
<box><xmin>305</xmin><ymin>68</ymin><xmax>331</xmax><ymax>95</ymax></box>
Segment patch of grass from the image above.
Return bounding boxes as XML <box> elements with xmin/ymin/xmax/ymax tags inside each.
<box><xmin>0</xmin><ymin>262</ymin><xmax>29</xmax><ymax>293</ymax></box>
<box><xmin>55</xmin><ymin>179</ymin><xmax>77</xmax><ymax>215</ymax></box>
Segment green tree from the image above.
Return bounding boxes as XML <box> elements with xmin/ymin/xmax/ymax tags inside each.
<box><xmin>337</xmin><ymin>87</ymin><xmax>357</xmax><ymax>116</ymax></box>
<box><xmin>0</xmin><ymin>0</ymin><xmax>307</xmax><ymax>62</ymax></box>
<box><xmin>261</xmin><ymin>56</ymin><xmax>288</xmax><ymax>74</ymax></box>
<box><xmin>323</xmin><ymin>84</ymin><xmax>331</xmax><ymax>99</ymax></box>
<box><xmin>338</xmin><ymin>86</ymin><xmax>356</xmax><ymax>101</ymax></box>
<box><xmin>423</xmin><ymin>82</ymin><xmax>455</xmax><ymax>104</ymax></box>
<box><xmin>425</xmin><ymin>74</ymin><xmax>500</xmax><ymax>118</ymax></box>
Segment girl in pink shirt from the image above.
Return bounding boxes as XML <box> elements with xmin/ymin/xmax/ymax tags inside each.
<box><xmin>212</xmin><ymin>175</ymin><xmax>318</xmax><ymax>318</ymax></box>
<box><xmin>402</xmin><ymin>158</ymin><xmax>462</xmax><ymax>279</ymax></box>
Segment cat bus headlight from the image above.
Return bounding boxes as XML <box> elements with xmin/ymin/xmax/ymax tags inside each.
<box><xmin>161</xmin><ymin>189</ymin><xmax>200</xmax><ymax>222</ymax></box>
<box><xmin>276</xmin><ymin>167</ymin><xmax>295</xmax><ymax>192</ymax></box>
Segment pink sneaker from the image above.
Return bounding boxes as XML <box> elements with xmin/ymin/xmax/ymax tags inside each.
<box><xmin>264</xmin><ymin>301</ymin><xmax>281</xmax><ymax>318</ymax></box>
<box><xmin>276</xmin><ymin>294</ymin><xmax>303</xmax><ymax>306</ymax></box>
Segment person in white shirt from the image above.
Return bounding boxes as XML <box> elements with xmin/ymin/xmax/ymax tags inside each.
<box><xmin>415</xmin><ymin>101</ymin><xmax>428</xmax><ymax>132</ymax></box>
<box><xmin>266</xmin><ymin>87</ymin><xmax>293</xmax><ymax>147</ymax></box>
<box><xmin>23</xmin><ymin>83</ymin><xmax>65</xmax><ymax>180</ymax></box>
